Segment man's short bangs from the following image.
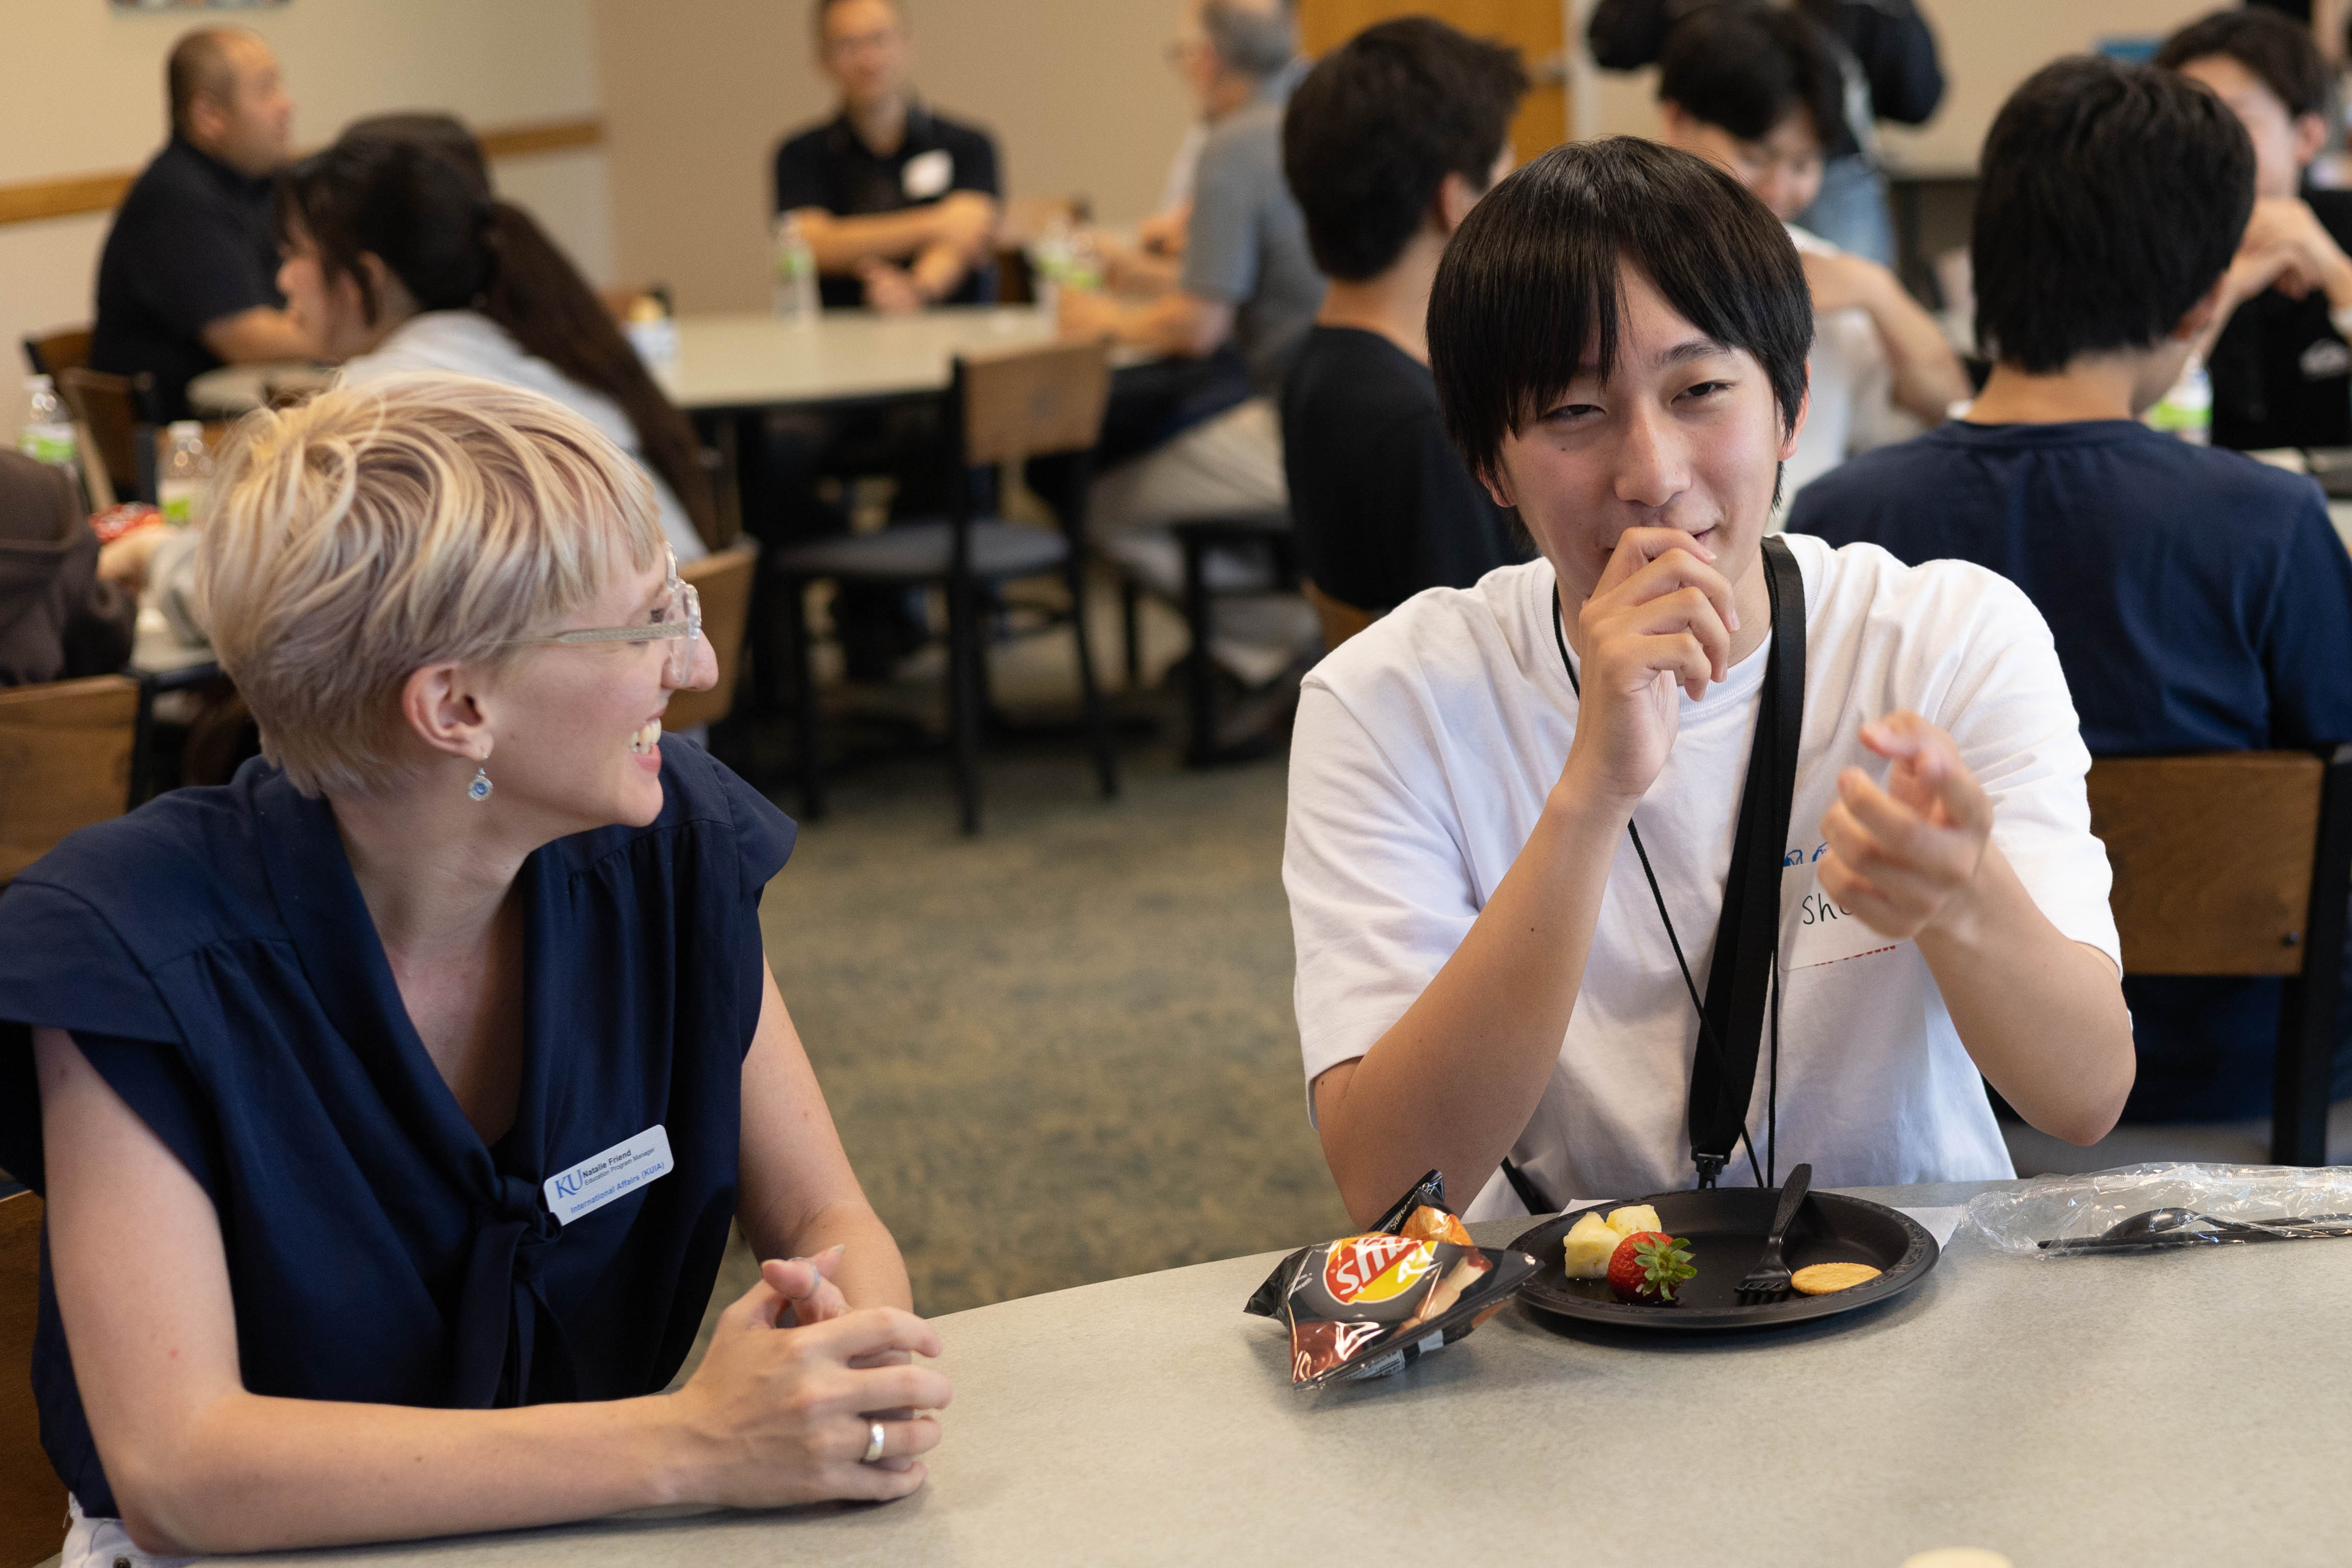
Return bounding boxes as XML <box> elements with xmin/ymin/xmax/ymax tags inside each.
<box><xmin>1429</xmin><ymin>137</ymin><xmax>1813</xmax><ymax>481</ymax></box>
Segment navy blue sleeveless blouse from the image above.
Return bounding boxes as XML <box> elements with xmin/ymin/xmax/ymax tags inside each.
<box><xmin>0</xmin><ymin>740</ymin><xmax>794</xmax><ymax>1517</ymax></box>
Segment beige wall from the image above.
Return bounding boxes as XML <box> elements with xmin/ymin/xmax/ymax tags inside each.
<box><xmin>1880</xmin><ymin>0</ymin><xmax>2220</xmax><ymax>172</ymax></box>
<box><xmin>1580</xmin><ymin>0</ymin><xmax>2222</xmax><ymax>167</ymax></box>
<box><xmin>594</xmin><ymin>0</ymin><xmax>1196</xmax><ymax>313</ymax></box>
<box><xmin>0</xmin><ymin>0</ymin><xmax>612</xmax><ymax>434</ymax></box>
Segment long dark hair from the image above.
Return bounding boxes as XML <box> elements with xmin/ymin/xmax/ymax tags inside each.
<box><xmin>276</xmin><ymin>115</ymin><xmax>717</xmax><ymax>547</ymax></box>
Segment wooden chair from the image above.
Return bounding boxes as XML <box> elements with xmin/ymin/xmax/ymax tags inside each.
<box><xmin>1303</xmin><ymin>578</ymin><xmax>1377</xmax><ymax>655</ymax></box>
<box><xmin>54</xmin><ymin>368</ymin><xmax>160</xmax><ymax>507</ymax></box>
<box><xmin>1139</xmin><ymin>509</ymin><xmax>1302</xmax><ymax>766</ymax></box>
<box><xmin>771</xmin><ymin>339</ymin><xmax>1118</xmax><ymax>833</ymax></box>
<box><xmin>1</xmin><ymin>1190</ymin><xmax>68</xmax><ymax>1567</ymax></box>
<box><xmin>0</xmin><ymin>675</ymin><xmax>150</xmax><ymax>886</ymax></box>
<box><xmin>664</xmin><ymin>542</ymin><xmax>758</xmax><ymax>732</ymax></box>
<box><xmin>2086</xmin><ymin>746</ymin><xmax>2352</xmax><ymax>1164</ymax></box>
<box><xmin>18</xmin><ymin>326</ymin><xmax>90</xmax><ymax>380</ymax></box>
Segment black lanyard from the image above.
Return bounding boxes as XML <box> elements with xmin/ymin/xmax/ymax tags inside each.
<box><xmin>1508</xmin><ymin>535</ymin><xmax>1806</xmax><ymax>1199</ymax></box>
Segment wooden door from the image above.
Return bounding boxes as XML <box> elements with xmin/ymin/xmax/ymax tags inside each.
<box><xmin>1297</xmin><ymin>0</ymin><xmax>1567</xmax><ymax>159</ymax></box>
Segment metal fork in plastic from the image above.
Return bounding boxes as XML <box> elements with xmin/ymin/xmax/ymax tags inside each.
<box><xmin>1736</xmin><ymin>1162</ymin><xmax>1814</xmax><ymax>1302</ymax></box>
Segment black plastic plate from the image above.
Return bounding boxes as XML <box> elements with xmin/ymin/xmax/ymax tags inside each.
<box><xmin>1510</xmin><ymin>1187</ymin><xmax>1939</xmax><ymax>1333</ymax></box>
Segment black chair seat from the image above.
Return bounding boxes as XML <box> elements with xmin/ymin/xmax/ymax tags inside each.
<box><xmin>771</xmin><ymin>518</ymin><xmax>1069</xmax><ymax>583</ymax></box>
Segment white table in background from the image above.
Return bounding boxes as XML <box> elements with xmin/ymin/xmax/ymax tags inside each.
<box><xmin>197</xmin><ymin>1178</ymin><xmax>2352</xmax><ymax>1568</ymax></box>
<box><xmin>184</xmin><ymin>310</ymin><xmax>1084</xmax><ymax>421</ymax></box>
<box><xmin>129</xmin><ymin>606</ymin><xmax>217</xmax><ymax>690</ymax></box>
<box><xmin>185</xmin><ymin>361</ymin><xmax>334</xmax><ymax>419</ymax></box>
<box><xmin>655</xmin><ymin>306</ymin><xmax>1062</xmax><ymax>413</ymax></box>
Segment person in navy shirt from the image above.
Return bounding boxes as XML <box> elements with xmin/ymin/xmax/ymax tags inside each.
<box><xmin>1792</xmin><ymin>56</ymin><xmax>2352</xmax><ymax>1121</ymax></box>
<box><xmin>0</xmin><ymin>377</ymin><xmax>948</xmax><ymax>1563</ymax></box>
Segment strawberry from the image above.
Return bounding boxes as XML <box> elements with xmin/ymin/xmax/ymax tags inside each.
<box><xmin>1606</xmin><ymin>1231</ymin><xmax>1696</xmax><ymax>1305</ymax></box>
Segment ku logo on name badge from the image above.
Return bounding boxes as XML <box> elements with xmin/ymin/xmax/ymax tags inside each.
<box><xmin>544</xmin><ymin>1125</ymin><xmax>674</xmax><ymax>1225</ymax></box>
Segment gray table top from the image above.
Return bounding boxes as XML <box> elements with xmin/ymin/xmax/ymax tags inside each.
<box><xmin>183</xmin><ymin>309</ymin><xmax>1082</xmax><ymax>420</ymax></box>
<box><xmin>652</xmin><ymin>306</ymin><xmax>1062</xmax><ymax>412</ymax></box>
<box><xmin>202</xmin><ymin>1178</ymin><xmax>2352</xmax><ymax>1568</ymax></box>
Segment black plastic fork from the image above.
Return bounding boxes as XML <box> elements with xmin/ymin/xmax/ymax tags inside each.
<box><xmin>1736</xmin><ymin>1162</ymin><xmax>1814</xmax><ymax>1302</ymax></box>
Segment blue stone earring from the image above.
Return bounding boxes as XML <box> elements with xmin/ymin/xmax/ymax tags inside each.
<box><xmin>468</xmin><ymin>764</ymin><xmax>493</xmax><ymax>802</ymax></box>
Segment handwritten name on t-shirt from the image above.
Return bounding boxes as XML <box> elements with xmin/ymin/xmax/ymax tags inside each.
<box><xmin>1782</xmin><ymin>842</ymin><xmax>1901</xmax><ymax>970</ymax></box>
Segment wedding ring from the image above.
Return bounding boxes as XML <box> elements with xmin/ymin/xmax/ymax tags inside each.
<box><xmin>861</xmin><ymin>1419</ymin><xmax>887</xmax><ymax>1464</ymax></box>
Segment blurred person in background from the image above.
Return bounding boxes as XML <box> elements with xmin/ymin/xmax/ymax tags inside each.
<box><xmin>274</xmin><ymin>115</ymin><xmax>718</xmax><ymax>565</ymax></box>
<box><xmin>0</xmin><ymin>453</ymin><xmax>134</xmax><ymax>688</ymax></box>
<box><xmin>1278</xmin><ymin>18</ymin><xmax>1531</xmax><ymax>645</ymax></box>
<box><xmin>1792</xmin><ymin>56</ymin><xmax>2352</xmax><ymax>1126</ymax></box>
<box><xmin>92</xmin><ymin>28</ymin><xmax>313</xmax><ymax>421</ymax></box>
<box><xmin>1061</xmin><ymin>0</ymin><xmax>1326</xmax><ymax>688</ymax></box>
<box><xmin>1587</xmin><ymin>0</ymin><xmax>1944</xmax><ymax>266</ymax></box>
<box><xmin>2159</xmin><ymin>8</ymin><xmax>2352</xmax><ymax>451</ymax></box>
<box><xmin>0</xmin><ymin>379</ymin><xmax>945</xmax><ymax>1565</ymax></box>
<box><xmin>774</xmin><ymin>0</ymin><xmax>1002</xmax><ymax>314</ymax></box>
<box><xmin>758</xmin><ymin>0</ymin><xmax>1000</xmax><ymax>680</ymax></box>
<box><xmin>1027</xmin><ymin>0</ymin><xmax>1295</xmax><ymax>525</ymax></box>
<box><xmin>1655</xmin><ymin>4</ymin><xmax>1968</xmax><ymax>503</ymax></box>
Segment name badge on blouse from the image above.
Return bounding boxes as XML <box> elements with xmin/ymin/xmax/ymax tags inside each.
<box><xmin>544</xmin><ymin>1125</ymin><xmax>674</xmax><ymax>1225</ymax></box>
<box><xmin>902</xmin><ymin>148</ymin><xmax>953</xmax><ymax>201</ymax></box>
<box><xmin>1781</xmin><ymin>844</ymin><xmax>1902</xmax><ymax>972</ymax></box>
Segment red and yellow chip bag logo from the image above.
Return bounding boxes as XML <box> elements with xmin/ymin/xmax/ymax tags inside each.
<box><xmin>1321</xmin><ymin>1234</ymin><xmax>1436</xmax><ymax>1305</ymax></box>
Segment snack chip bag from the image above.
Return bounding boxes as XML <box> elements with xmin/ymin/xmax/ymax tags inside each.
<box><xmin>1244</xmin><ymin>1170</ymin><xmax>1540</xmax><ymax>1387</ymax></box>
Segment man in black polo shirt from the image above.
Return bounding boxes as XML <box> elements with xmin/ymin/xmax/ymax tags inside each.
<box><xmin>774</xmin><ymin>0</ymin><xmax>1001</xmax><ymax>313</ymax></box>
<box><xmin>91</xmin><ymin>28</ymin><xmax>311</xmax><ymax>421</ymax></box>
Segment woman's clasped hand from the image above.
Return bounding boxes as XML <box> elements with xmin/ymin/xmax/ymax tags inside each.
<box><xmin>671</xmin><ymin>1252</ymin><xmax>951</xmax><ymax>1507</ymax></box>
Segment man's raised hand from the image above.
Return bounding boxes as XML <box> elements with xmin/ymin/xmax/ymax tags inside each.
<box><xmin>1816</xmin><ymin>712</ymin><xmax>1995</xmax><ymax>942</ymax></box>
<box><xmin>1559</xmin><ymin>527</ymin><xmax>1742</xmax><ymax>811</ymax></box>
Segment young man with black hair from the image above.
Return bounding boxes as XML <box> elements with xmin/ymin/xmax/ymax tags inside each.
<box><xmin>1654</xmin><ymin>5</ymin><xmax>1967</xmax><ymax>501</ymax></box>
<box><xmin>1277</xmin><ymin>17</ymin><xmax>1531</xmax><ymax>639</ymax></box>
<box><xmin>1286</xmin><ymin>136</ymin><xmax>2133</xmax><ymax>1223</ymax></box>
<box><xmin>1588</xmin><ymin>0</ymin><xmax>1945</xmax><ymax>265</ymax></box>
<box><xmin>1793</xmin><ymin>57</ymin><xmax>2352</xmax><ymax>1124</ymax></box>
<box><xmin>2158</xmin><ymin>8</ymin><xmax>2352</xmax><ymax>451</ymax></box>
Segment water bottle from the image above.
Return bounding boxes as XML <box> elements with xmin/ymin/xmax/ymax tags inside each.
<box><xmin>2146</xmin><ymin>355</ymin><xmax>2212</xmax><ymax>445</ymax></box>
<box><xmin>1027</xmin><ymin>213</ymin><xmax>1074</xmax><ymax>313</ymax></box>
<box><xmin>158</xmin><ymin>421</ymin><xmax>212</xmax><ymax>526</ymax></box>
<box><xmin>19</xmin><ymin>375</ymin><xmax>77</xmax><ymax>469</ymax></box>
<box><xmin>772</xmin><ymin>214</ymin><xmax>819</xmax><ymax>323</ymax></box>
<box><xmin>1066</xmin><ymin>226</ymin><xmax>1105</xmax><ymax>293</ymax></box>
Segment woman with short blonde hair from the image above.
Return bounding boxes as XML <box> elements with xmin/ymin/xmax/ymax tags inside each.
<box><xmin>0</xmin><ymin>375</ymin><xmax>946</xmax><ymax>1565</ymax></box>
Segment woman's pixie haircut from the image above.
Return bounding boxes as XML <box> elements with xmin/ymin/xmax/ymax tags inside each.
<box><xmin>197</xmin><ymin>373</ymin><xmax>666</xmax><ymax>798</ymax></box>
<box><xmin>1429</xmin><ymin>136</ymin><xmax>1813</xmax><ymax>483</ymax></box>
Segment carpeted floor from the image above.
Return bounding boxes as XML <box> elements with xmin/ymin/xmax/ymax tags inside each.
<box><xmin>750</xmin><ymin>717</ymin><xmax>1351</xmax><ymax>1318</ymax></box>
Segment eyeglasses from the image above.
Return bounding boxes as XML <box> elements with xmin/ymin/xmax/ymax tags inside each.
<box><xmin>504</xmin><ymin>547</ymin><xmax>703</xmax><ymax>685</ymax></box>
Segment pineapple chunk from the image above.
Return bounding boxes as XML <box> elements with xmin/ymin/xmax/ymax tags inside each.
<box><xmin>1561</xmin><ymin>1212</ymin><xmax>1623</xmax><ymax>1279</ymax></box>
<box><xmin>1605</xmin><ymin>1204</ymin><xmax>1661</xmax><ymax>1239</ymax></box>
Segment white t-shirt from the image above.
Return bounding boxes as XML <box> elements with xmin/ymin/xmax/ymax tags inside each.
<box><xmin>1784</xmin><ymin>225</ymin><xmax>1912</xmax><ymax>504</ymax></box>
<box><xmin>1284</xmin><ymin>535</ymin><xmax>2119</xmax><ymax>1217</ymax></box>
<box><xmin>340</xmin><ymin>311</ymin><xmax>708</xmax><ymax>563</ymax></box>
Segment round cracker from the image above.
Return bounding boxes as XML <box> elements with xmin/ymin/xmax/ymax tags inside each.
<box><xmin>1789</xmin><ymin>1261</ymin><xmax>1882</xmax><ymax>1295</ymax></box>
